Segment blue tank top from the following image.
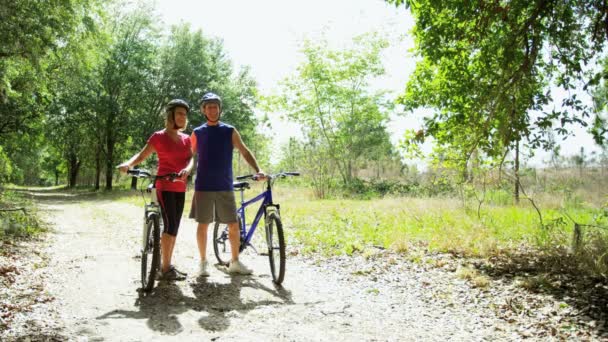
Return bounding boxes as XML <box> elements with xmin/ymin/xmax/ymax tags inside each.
<box><xmin>193</xmin><ymin>122</ymin><xmax>234</xmax><ymax>191</ymax></box>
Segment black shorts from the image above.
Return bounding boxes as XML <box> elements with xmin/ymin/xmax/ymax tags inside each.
<box><xmin>157</xmin><ymin>190</ymin><xmax>185</xmax><ymax>236</ymax></box>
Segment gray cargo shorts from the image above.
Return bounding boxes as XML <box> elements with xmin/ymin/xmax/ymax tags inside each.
<box><xmin>189</xmin><ymin>191</ymin><xmax>238</xmax><ymax>224</ymax></box>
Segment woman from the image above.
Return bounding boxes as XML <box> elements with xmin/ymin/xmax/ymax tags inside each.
<box><xmin>117</xmin><ymin>99</ymin><xmax>193</xmax><ymax>281</ymax></box>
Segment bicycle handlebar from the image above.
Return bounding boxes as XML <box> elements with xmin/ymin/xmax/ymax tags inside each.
<box><xmin>236</xmin><ymin>172</ymin><xmax>300</xmax><ymax>181</ymax></box>
<box><xmin>126</xmin><ymin>169</ymin><xmax>179</xmax><ymax>181</ymax></box>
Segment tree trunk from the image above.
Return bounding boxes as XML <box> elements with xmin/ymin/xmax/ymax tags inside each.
<box><xmin>514</xmin><ymin>141</ymin><xmax>520</xmax><ymax>204</ymax></box>
<box><xmin>54</xmin><ymin>170</ymin><xmax>59</xmax><ymax>186</ymax></box>
<box><xmin>68</xmin><ymin>157</ymin><xmax>81</xmax><ymax>188</ymax></box>
<box><xmin>130</xmin><ymin>165</ymin><xmax>138</xmax><ymax>190</ymax></box>
<box><xmin>105</xmin><ymin>149</ymin><xmax>113</xmax><ymax>190</ymax></box>
<box><xmin>70</xmin><ymin>162</ymin><xmax>80</xmax><ymax>188</ymax></box>
<box><xmin>66</xmin><ymin>152</ymin><xmax>81</xmax><ymax>188</ymax></box>
<box><xmin>95</xmin><ymin>148</ymin><xmax>101</xmax><ymax>190</ymax></box>
<box><xmin>105</xmin><ymin>134</ymin><xmax>115</xmax><ymax>190</ymax></box>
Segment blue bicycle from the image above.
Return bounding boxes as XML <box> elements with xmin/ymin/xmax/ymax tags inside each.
<box><xmin>213</xmin><ymin>171</ymin><xmax>299</xmax><ymax>284</ymax></box>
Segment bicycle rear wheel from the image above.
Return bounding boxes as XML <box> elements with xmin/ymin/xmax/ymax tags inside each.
<box><xmin>141</xmin><ymin>214</ymin><xmax>161</xmax><ymax>292</ymax></box>
<box><xmin>265</xmin><ymin>212</ymin><xmax>285</xmax><ymax>284</ymax></box>
<box><xmin>213</xmin><ymin>217</ymin><xmax>242</xmax><ymax>266</ymax></box>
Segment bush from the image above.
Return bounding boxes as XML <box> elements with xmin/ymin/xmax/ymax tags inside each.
<box><xmin>0</xmin><ymin>190</ymin><xmax>45</xmax><ymax>239</ymax></box>
<box><xmin>339</xmin><ymin>178</ymin><xmax>457</xmax><ymax>199</ymax></box>
<box><xmin>0</xmin><ymin>146</ymin><xmax>13</xmax><ymax>183</ymax></box>
<box><xmin>485</xmin><ymin>189</ymin><xmax>513</xmax><ymax>206</ymax></box>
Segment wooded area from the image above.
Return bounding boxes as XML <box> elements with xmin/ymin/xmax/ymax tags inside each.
<box><xmin>1</xmin><ymin>1</ymin><xmax>607</xmax><ymax>198</ymax></box>
<box><xmin>2</xmin><ymin>1</ymin><xmax>608</xmax><ymax>339</ymax></box>
<box><xmin>0</xmin><ymin>1</ymin><xmax>262</xmax><ymax>190</ymax></box>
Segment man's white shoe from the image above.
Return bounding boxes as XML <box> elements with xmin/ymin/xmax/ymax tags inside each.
<box><xmin>199</xmin><ymin>260</ymin><xmax>210</xmax><ymax>277</ymax></box>
<box><xmin>227</xmin><ymin>260</ymin><xmax>253</xmax><ymax>275</ymax></box>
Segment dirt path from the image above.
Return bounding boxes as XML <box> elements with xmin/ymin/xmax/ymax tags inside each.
<box><xmin>3</xmin><ymin>190</ymin><xmax>606</xmax><ymax>341</ymax></box>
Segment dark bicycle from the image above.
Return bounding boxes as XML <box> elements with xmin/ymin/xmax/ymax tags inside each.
<box><xmin>127</xmin><ymin>169</ymin><xmax>179</xmax><ymax>292</ymax></box>
<box><xmin>213</xmin><ymin>171</ymin><xmax>299</xmax><ymax>284</ymax></box>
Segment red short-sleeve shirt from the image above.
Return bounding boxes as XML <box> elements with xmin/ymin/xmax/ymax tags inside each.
<box><xmin>147</xmin><ymin>130</ymin><xmax>192</xmax><ymax>192</ymax></box>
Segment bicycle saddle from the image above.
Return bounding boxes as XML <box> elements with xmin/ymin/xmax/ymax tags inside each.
<box><xmin>233</xmin><ymin>181</ymin><xmax>250</xmax><ymax>190</ymax></box>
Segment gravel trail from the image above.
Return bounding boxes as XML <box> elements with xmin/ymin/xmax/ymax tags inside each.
<box><xmin>2</xmin><ymin>190</ymin><xmax>605</xmax><ymax>341</ymax></box>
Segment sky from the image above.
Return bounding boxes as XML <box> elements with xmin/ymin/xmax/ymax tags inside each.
<box><xmin>154</xmin><ymin>0</ymin><xmax>601</xmax><ymax>167</ymax></box>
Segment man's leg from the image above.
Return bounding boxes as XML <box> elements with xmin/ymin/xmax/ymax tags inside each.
<box><xmin>228</xmin><ymin>222</ymin><xmax>240</xmax><ymax>261</ymax></box>
<box><xmin>227</xmin><ymin>221</ymin><xmax>252</xmax><ymax>274</ymax></box>
<box><xmin>197</xmin><ymin>223</ymin><xmax>209</xmax><ymax>261</ymax></box>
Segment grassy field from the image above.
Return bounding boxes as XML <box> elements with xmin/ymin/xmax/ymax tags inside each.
<box><xmin>269</xmin><ymin>180</ymin><xmax>608</xmax><ymax>279</ymax></box>
<box><xmin>109</xmin><ymin>174</ymin><xmax>607</xmax><ymax>247</ymax></box>
<box><xmin>12</xmin><ymin>169</ymin><xmax>608</xmax><ymax>278</ymax></box>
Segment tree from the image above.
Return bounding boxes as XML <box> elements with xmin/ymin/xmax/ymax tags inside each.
<box><xmin>93</xmin><ymin>3</ymin><xmax>159</xmax><ymax>190</ymax></box>
<box><xmin>388</xmin><ymin>0</ymin><xmax>608</xmax><ymax>201</ymax></box>
<box><xmin>121</xmin><ymin>23</ymin><xmax>261</xmax><ymax>188</ymax></box>
<box><xmin>46</xmin><ymin>13</ymin><xmax>107</xmax><ymax>188</ymax></box>
<box><xmin>0</xmin><ymin>0</ymin><xmax>100</xmax><ymax>136</ymax></box>
<box><xmin>591</xmin><ymin>57</ymin><xmax>608</xmax><ymax>145</ymax></box>
<box><xmin>269</xmin><ymin>32</ymin><xmax>395</xmax><ymax>191</ymax></box>
<box><xmin>570</xmin><ymin>146</ymin><xmax>589</xmax><ymax>177</ymax></box>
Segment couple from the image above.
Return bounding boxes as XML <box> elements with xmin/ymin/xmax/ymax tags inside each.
<box><xmin>117</xmin><ymin>93</ymin><xmax>265</xmax><ymax>281</ymax></box>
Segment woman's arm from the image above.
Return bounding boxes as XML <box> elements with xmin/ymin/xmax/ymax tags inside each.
<box><xmin>116</xmin><ymin>144</ymin><xmax>155</xmax><ymax>173</ymax></box>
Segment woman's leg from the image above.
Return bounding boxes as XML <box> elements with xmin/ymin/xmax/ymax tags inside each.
<box><xmin>158</xmin><ymin>191</ymin><xmax>185</xmax><ymax>273</ymax></box>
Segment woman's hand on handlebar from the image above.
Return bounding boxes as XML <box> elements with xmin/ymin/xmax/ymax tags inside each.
<box><xmin>116</xmin><ymin>163</ymin><xmax>130</xmax><ymax>174</ymax></box>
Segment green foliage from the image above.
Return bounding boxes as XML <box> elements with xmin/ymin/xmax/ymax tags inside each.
<box><xmin>388</xmin><ymin>0</ymin><xmax>608</xmax><ymax>167</ymax></box>
<box><xmin>591</xmin><ymin>57</ymin><xmax>608</xmax><ymax>145</ymax></box>
<box><xmin>281</xmin><ymin>179</ymin><xmax>608</xmax><ymax>279</ymax></box>
<box><xmin>268</xmin><ymin>32</ymin><xmax>396</xmax><ymax>196</ymax></box>
<box><xmin>0</xmin><ymin>146</ymin><xmax>12</xmax><ymax>182</ymax></box>
<box><xmin>0</xmin><ymin>0</ymin><xmax>102</xmax><ymax>136</ymax></box>
<box><xmin>0</xmin><ymin>190</ymin><xmax>44</xmax><ymax>239</ymax></box>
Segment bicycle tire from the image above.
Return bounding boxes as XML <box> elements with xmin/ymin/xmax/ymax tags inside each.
<box><xmin>266</xmin><ymin>212</ymin><xmax>285</xmax><ymax>284</ymax></box>
<box><xmin>141</xmin><ymin>214</ymin><xmax>161</xmax><ymax>292</ymax></box>
<box><xmin>213</xmin><ymin>217</ymin><xmax>242</xmax><ymax>267</ymax></box>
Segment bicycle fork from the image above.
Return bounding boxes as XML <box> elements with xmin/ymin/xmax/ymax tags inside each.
<box><xmin>264</xmin><ymin>205</ymin><xmax>281</xmax><ymax>249</ymax></box>
<box><xmin>143</xmin><ymin>204</ymin><xmax>160</xmax><ymax>252</ymax></box>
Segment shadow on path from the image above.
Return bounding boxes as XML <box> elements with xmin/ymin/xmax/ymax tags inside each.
<box><xmin>97</xmin><ymin>271</ymin><xmax>294</xmax><ymax>336</ymax></box>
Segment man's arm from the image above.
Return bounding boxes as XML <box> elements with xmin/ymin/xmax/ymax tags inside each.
<box><xmin>190</xmin><ymin>131</ymin><xmax>198</xmax><ymax>156</ymax></box>
<box><xmin>232</xmin><ymin>129</ymin><xmax>264</xmax><ymax>175</ymax></box>
<box><xmin>179</xmin><ymin>132</ymin><xmax>197</xmax><ymax>181</ymax></box>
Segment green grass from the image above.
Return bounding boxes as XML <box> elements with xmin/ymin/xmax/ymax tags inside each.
<box><xmin>10</xmin><ymin>179</ymin><xmax>606</xmax><ymax>278</ymax></box>
<box><xmin>277</xmin><ymin>186</ymin><xmax>608</xmax><ymax>267</ymax></box>
<box><xmin>0</xmin><ymin>189</ymin><xmax>46</xmax><ymax>239</ymax></box>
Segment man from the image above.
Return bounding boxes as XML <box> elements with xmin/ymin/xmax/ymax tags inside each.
<box><xmin>189</xmin><ymin>92</ymin><xmax>265</xmax><ymax>276</ymax></box>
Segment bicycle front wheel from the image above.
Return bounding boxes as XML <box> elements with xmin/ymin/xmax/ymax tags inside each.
<box><xmin>266</xmin><ymin>212</ymin><xmax>285</xmax><ymax>284</ymax></box>
<box><xmin>141</xmin><ymin>214</ymin><xmax>161</xmax><ymax>292</ymax></box>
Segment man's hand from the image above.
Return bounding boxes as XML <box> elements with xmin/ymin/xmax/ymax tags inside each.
<box><xmin>178</xmin><ymin>169</ymin><xmax>190</xmax><ymax>182</ymax></box>
<box><xmin>254</xmin><ymin>171</ymin><xmax>267</xmax><ymax>181</ymax></box>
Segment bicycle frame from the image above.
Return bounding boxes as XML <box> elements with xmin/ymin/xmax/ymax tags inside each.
<box><xmin>127</xmin><ymin>168</ymin><xmax>177</xmax><ymax>292</ymax></box>
<box><xmin>237</xmin><ymin>183</ymin><xmax>279</xmax><ymax>249</ymax></box>
<box><xmin>143</xmin><ymin>187</ymin><xmax>161</xmax><ymax>251</ymax></box>
<box><xmin>127</xmin><ymin>169</ymin><xmax>176</xmax><ymax>252</ymax></box>
<box><xmin>212</xmin><ymin>171</ymin><xmax>299</xmax><ymax>283</ymax></box>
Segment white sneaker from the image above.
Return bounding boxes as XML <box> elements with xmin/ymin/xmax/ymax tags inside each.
<box><xmin>227</xmin><ymin>260</ymin><xmax>253</xmax><ymax>275</ymax></box>
<box><xmin>198</xmin><ymin>260</ymin><xmax>210</xmax><ymax>277</ymax></box>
